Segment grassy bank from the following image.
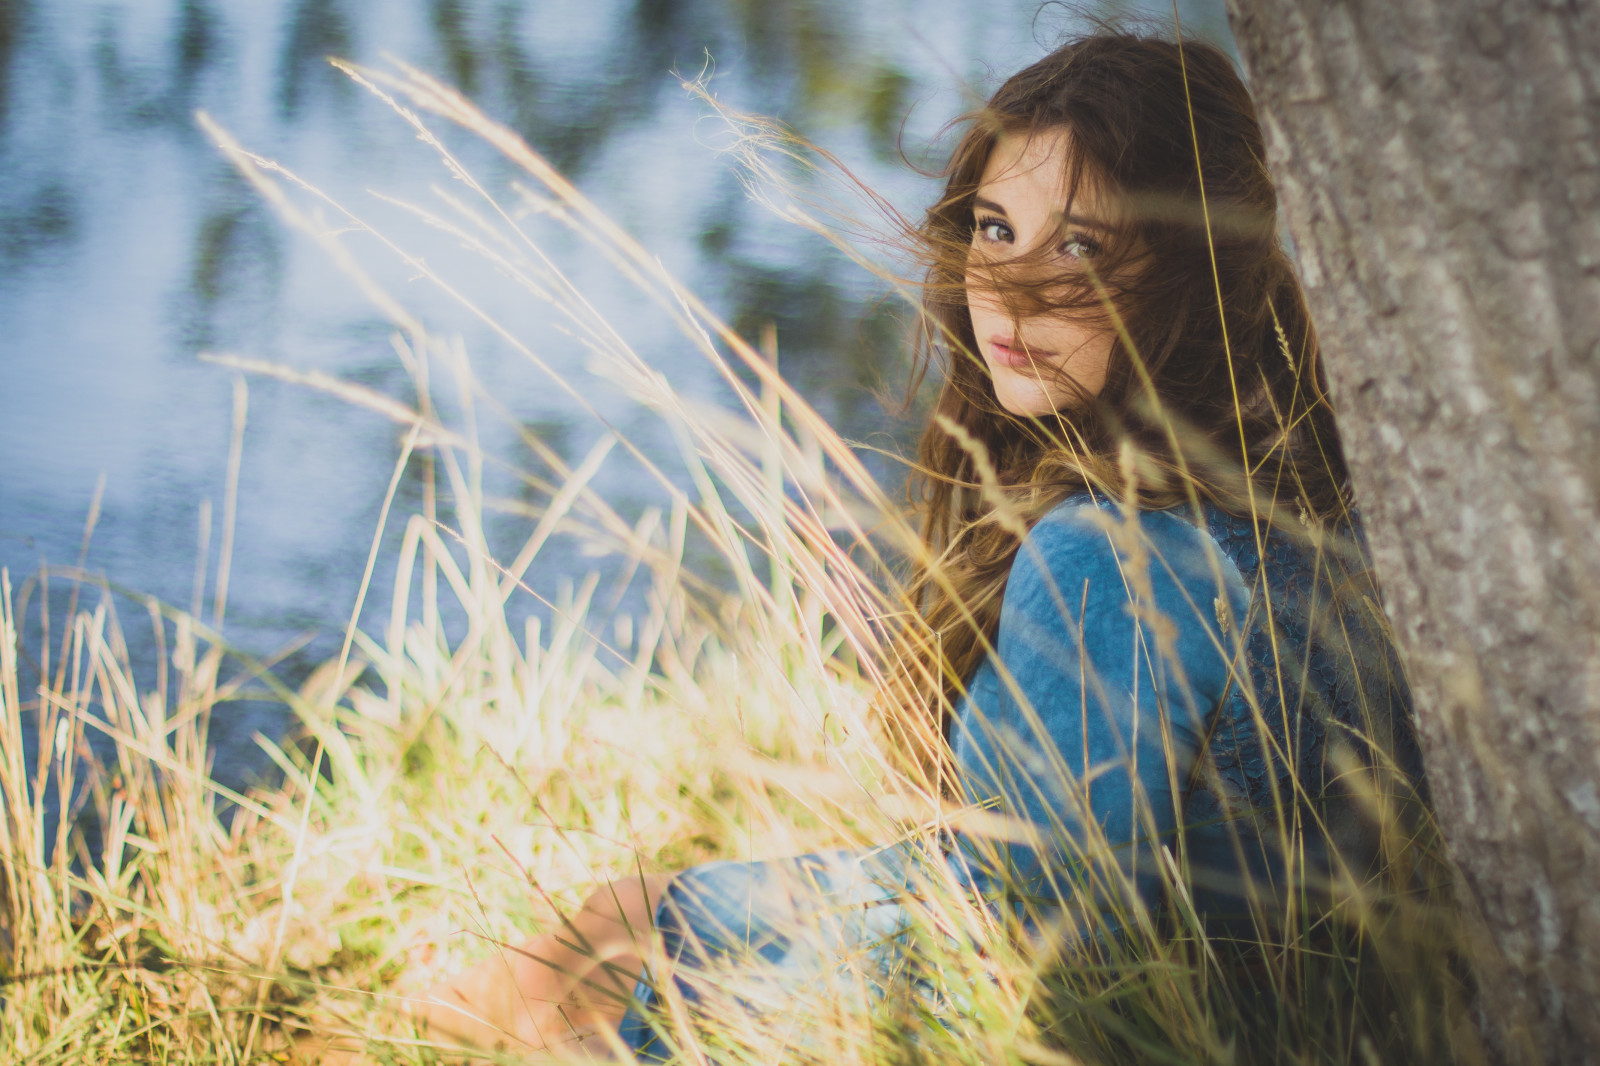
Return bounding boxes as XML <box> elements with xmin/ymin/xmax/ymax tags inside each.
<box><xmin>2</xmin><ymin>64</ymin><xmax>1485</xmax><ymax>1065</ymax></box>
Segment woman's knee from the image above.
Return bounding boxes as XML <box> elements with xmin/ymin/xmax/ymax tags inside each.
<box><xmin>571</xmin><ymin>874</ymin><xmax>671</xmax><ymax>956</ymax></box>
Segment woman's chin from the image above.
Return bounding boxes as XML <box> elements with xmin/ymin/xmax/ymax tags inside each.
<box><xmin>994</xmin><ymin>380</ymin><xmax>1060</xmax><ymax>418</ymax></box>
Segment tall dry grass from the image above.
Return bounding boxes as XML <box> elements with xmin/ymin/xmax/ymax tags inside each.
<box><xmin>0</xmin><ymin>62</ymin><xmax>1486</xmax><ymax>1065</ymax></box>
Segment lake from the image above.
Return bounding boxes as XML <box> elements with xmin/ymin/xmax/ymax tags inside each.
<box><xmin>0</xmin><ymin>0</ymin><xmax>1232</xmax><ymax>801</ymax></box>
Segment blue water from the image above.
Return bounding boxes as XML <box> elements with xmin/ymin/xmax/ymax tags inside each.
<box><xmin>0</xmin><ymin>0</ymin><xmax>1233</xmax><ymax>806</ymax></box>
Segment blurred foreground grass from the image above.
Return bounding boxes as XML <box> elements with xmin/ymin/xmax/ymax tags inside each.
<box><xmin>1</xmin><ymin>63</ymin><xmax>1488</xmax><ymax>1065</ymax></box>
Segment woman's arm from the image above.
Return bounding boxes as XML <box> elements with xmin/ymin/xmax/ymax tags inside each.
<box><xmin>950</xmin><ymin>498</ymin><xmax>1249</xmax><ymax>916</ymax></box>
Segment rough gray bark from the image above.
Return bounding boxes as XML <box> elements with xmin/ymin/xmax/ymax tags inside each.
<box><xmin>1224</xmin><ymin>1</ymin><xmax>1600</xmax><ymax>1061</ymax></box>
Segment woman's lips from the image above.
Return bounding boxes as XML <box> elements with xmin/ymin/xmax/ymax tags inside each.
<box><xmin>988</xmin><ymin>335</ymin><xmax>1054</xmax><ymax>368</ymax></box>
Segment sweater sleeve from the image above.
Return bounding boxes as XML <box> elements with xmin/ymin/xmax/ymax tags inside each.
<box><xmin>950</xmin><ymin>498</ymin><xmax>1249</xmax><ymax>914</ymax></box>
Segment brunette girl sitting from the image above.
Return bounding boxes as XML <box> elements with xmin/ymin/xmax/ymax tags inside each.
<box><xmin>399</xmin><ymin>30</ymin><xmax>1420</xmax><ymax>1063</ymax></box>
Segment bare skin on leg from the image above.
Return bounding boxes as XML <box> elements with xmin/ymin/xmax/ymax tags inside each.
<box><xmin>411</xmin><ymin>874</ymin><xmax>668</xmax><ymax>1059</ymax></box>
<box><xmin>299</xmin><ymin>874</ymin><xmax>668</xmax><ymax>1062</ymax></box>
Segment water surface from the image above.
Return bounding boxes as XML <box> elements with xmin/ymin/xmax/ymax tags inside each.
<box><xmin>0</xmin><ymin>0</ymin><xmax>1233</xmax><ymax>798</ymax></box>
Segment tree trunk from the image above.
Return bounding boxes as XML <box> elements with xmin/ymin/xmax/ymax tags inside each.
<box><xmin>1224</xmin><ymin>1</ymin><xmax>1600</xmax><ymax>1061</ymax></box>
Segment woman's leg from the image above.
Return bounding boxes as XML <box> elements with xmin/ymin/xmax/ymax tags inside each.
<box><xmin>405</xmin><ymin>873</ymin><xmax>669</xmax><ymax>1059</ymax></box>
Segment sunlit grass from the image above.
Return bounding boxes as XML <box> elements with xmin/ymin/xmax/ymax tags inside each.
<box><xmin>1</xmin><ymin>62</ymin><xmax>1487</xmax><ymax>1065</ymax></box>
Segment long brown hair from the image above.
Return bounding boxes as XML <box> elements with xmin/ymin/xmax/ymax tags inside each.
<box><xmin>882</xmin><ymin>32</ymin><xmax>1348</xmax><ymax>777</ymax></box>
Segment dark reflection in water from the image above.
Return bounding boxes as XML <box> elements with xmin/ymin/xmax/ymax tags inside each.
<box><xmin>1</xmin><ymin>181</ymin><xmax>75</xmax><ymax>265</ymax></box>
<box><xmin>280</xmin><ymin>0</ymin><xmax>355</xmax><ymax>118</ymax></box>
<box><xmin>173</xmin><ymin>0</ymin><xmax>218</xmax><ymax>101</ymax></box>
<box><xmin>0</xmin><ymin>0</ymin><xmax>1232</xmax><ymax>814</ymax></box>
<box><xmin>184</xmin><ymin>189</ymin><xmax>282</xmax><ymax>350</ymax></box>
<box><xmin>0</xmin><ymin>0</ymin><xmax>23</xmax><ymax>126</ymax></box>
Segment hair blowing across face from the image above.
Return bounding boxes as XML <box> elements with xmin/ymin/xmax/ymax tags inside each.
<box><xmin>882</xmin><ymin>31</ymin><xmax>1350</xmax><ymax>772</ymax></box>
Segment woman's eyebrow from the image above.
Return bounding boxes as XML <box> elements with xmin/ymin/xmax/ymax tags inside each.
<box><xmin>974</xmin><ymin>195</ymin><xmax>1112</xmax><ymax>233</ymax></box>
<box><xmin>1052</xmin><ymin>209</ymin><xmax>1115</xmax><ymax>232</ymax></box>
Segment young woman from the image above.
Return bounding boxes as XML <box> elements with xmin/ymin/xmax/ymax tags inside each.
<box><xmin>400</xmin><ymin>30</ymin><xmax>1419</xmax><ymax>1062</ymax></box>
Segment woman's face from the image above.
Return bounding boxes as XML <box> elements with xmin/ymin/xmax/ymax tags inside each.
<box><xmin>965</xmin><ymin>128</ymin><xmax>1119</xmax><ymax>417</ymax></box>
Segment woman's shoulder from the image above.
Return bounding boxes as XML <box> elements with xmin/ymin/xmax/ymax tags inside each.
<box><xmin>1022</xmin><ymin>493</ymin><xmax>1245</xmax><ymax>589</ymax></box>
<box><xmin>993</xmin><ymin>495</ymin><xmax>1252</xmax><ymax>723</ymax></box>
<box><xmin>1025</xmin><ymin>494</ymin><xmax>1371</xmax><ymax>588</ymax></box>
<box><xmin>1031</xmin><ymin>492</ymin><xmax>1222</xmax><ymax>540</ymax></box>
<box><xmin>1008</xmin><ymin>494</ymin><xmax>1252</xmax><ymax>638</ymax></box>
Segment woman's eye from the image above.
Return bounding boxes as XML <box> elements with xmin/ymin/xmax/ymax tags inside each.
<box><xmin>1061</xmin><ymin>233</ymin><xmax>1102</xmax><ymax>260</ymax></box>
<box><xmin>975</xmin><ymin>218</ymin><xmax>1012</xmax><ymax>244</ymax></box>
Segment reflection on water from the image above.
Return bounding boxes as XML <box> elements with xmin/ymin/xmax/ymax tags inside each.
<box><xmin>0</xmin><ymin>0</ymin><xmax>1232</xmax><ymax>799</ymax></box>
